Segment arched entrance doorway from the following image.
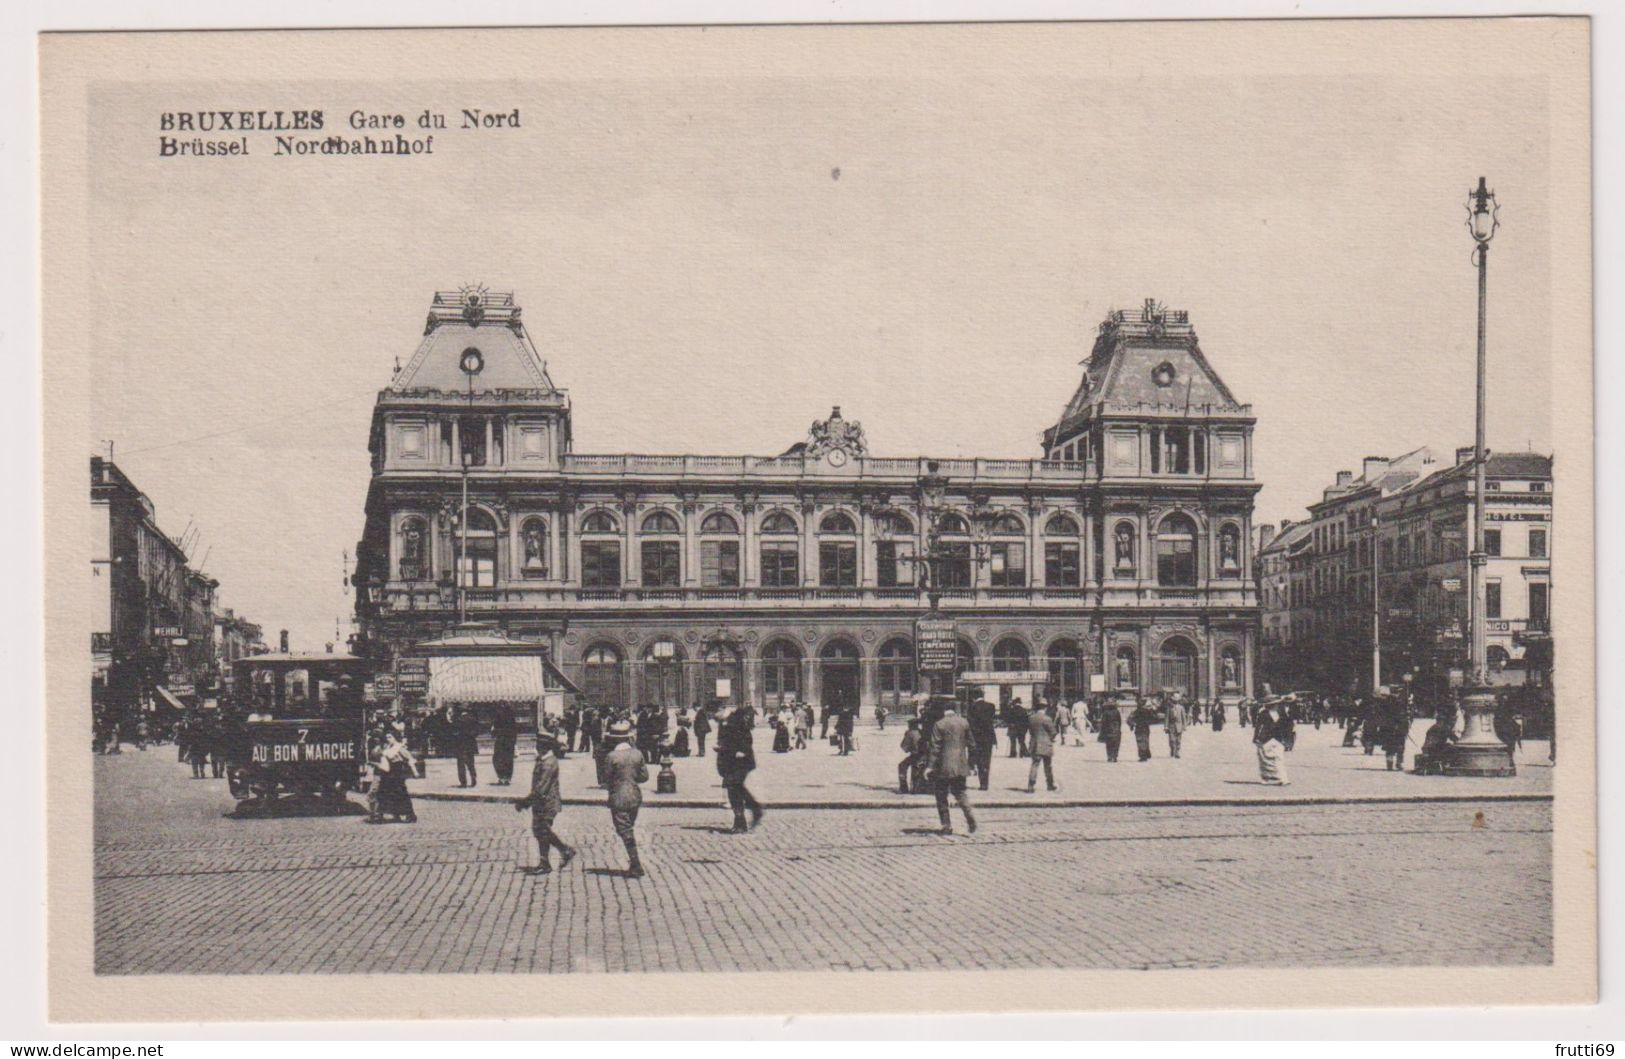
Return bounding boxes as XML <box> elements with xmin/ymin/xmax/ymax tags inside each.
<box><xmin>760</xmin><ymin>639</ymin><xmax>803</xmax><ymax>708</ymax></box>
<box><xmin>701</xmin><ymin>643</ymin><xmax>743</xmax><ymax>705</ymax></box>
<box><xmin>641</xmin><ymin>638</ymin><xmax>686</xmax><ymax>709</ymax></box>
<box><xmin>1046</xmin><ymin>638</ymin><xmax>1086</xmax><ymax>704</ymax></box>
<box><xmin>819</xmin><ymin>639</ymin><xmax>861</xmax><ymax>710</ymax></box>
<box><xmin>877</xmin><ymin>637</ymin><xmax>916</xmax><ymax>709</ymax></box>
<box><xmin>1156</xmin><ymin>636</ymin><xmax>1199</xmax><ymax>698</ymax></box>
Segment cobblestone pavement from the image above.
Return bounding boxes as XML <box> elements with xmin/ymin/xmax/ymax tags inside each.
<box><xmin>94</xmin><ymin>750</ymin><xmax>1552</xmax><ymax>975</ymax></box>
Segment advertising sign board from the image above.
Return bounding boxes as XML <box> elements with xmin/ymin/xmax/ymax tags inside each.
<box><xmin>915</xmin><ymin>615</ymin><xmax>957</xmax><ymax>675</ymax></box>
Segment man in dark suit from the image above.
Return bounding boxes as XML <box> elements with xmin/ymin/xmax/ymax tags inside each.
<box><xmin>693</xmin><ymin>703</ymin><xmax>712</xmax><ymax>758</ymax></box>
<box><xmin>453</xmin><ymin>706</ymin><xmax>480</xmax><ymax>787</ymax></box>
<box><xmin>926</xmin><ymin>697</ymin><xmax>977</xmax><ymax>835</ymax></box>
<box><xmin>716</xmin><ymin>704</ymin><xmax>763</xmax><ymax>833</ymax></box>
<box><xmin>1006</xmin><ymin>698</ymin><xmax>1030</xmax><ymax>758</ymax></box>
<box><xmin>967</xmin><ymin>695</ymin><xmax>998</xmax><ymax>790</ymax></box>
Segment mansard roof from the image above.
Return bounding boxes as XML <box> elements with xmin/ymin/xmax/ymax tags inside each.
<box><xmin>1045</xmin><ymin>300</ymin><xmax>1250</xmax><ymax>446</ymax></box>
<box><xmin>389</xmin><ymin>288</ymin><xmax>558</xmax><ymax>394</ymax></box>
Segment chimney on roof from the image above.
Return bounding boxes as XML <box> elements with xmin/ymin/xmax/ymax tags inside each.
<box><xmin>1257</xmin><ymin>524</ymin><xmax>1277</xmax><ymax>550</ymax></box>
<box><xmin>1456</xmin><ymin>446</ymin><xmax>1475</xmax><ymax>466</ymax></box>
<box><xmin>279</xmin><ymin>629</ymin><xmax>289</xmax><ymax>653</ymax></box>
<box><xmin>1362</xmin><ymin>456</ymin><xmax>1389</xmax><ymax>480</ymax></box>
<box><xmin>1335</xmin><ymin>470</ymin><xmax>1353</xmax><ymax>487</ymax></box>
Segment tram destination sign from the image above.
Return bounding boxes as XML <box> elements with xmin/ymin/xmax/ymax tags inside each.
<box><xmin>915</xmin><ymin>615</ymin><xmax>958</xmax><ymax>675</ymax></box>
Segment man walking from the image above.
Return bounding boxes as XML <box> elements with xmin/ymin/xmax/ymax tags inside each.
<box><xmin>562</xmin><ymin>704</ymin><xmax>580</xmax><ymax>756</ymax></box>
<box><xmin>693</xmin><ymin>702</ymin><xmax>712</xmax><ymax>758</ymax></box>
<box><xmin>926</xmin><ymin>697</ymin><xmax>977</xmax><ymax>835</ymax></box>
<box><xmin>1005</xmin><ymin>698</ymin><xmax>1030</xmax><ymax>758</ymax></box>
<box><xmin>716</xmin><ymin>704</ymin><xmax>764</xmax><ymax>833</ymax></box>
<box><xmin>1026</xmin><ymin>702</ymin><xmax>1059</xmax><ymax>792</ymax></box>
<box><xmin>897</xmin><ymin>718</ymin><xmax>923</xmax><ymax>794</ymax></box>
<box><xmin>602</xmin><ymin>720</ymin><xmax>648</xmax><ymax>877</ymax></box>
<box><xmin>453</xmin><ymin>706</ymin><xmax>480</xmax><ymax>787</ymax></box>
<box><xmin>1164</xmin><ymin>694</ymin><xmax>1187</xmax><ymax>759</ymax></box>
<box><xmin>514</xmin><ymin>729</ymin><xmax>577</xmax><ymax>875</ymax></box>
<box><xmin>967</xmin><ymin>694</ymin><xmax>998</xmax><ymax>791</ymax></box>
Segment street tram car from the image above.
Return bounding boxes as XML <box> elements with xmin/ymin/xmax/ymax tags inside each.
<box><xmin>224</xmin><ymin>653</ymin><xmax>374</xmax><ymax>812</ymax></box>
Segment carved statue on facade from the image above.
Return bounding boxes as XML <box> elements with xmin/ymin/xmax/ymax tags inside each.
<box><xmin>1222</xmin><ymin>653</ymin><xmax>1239</xmax><ymax>688</ymax></box>
<box><xmin>522</xmin><ymin>524</ymin><xmax>546</xmax><ymax>572</ymax></box>
<box><xmin>1220</xmin><ymin>528</ymin><xmax>1239</xmax><ymax>569</ymax></box>
<box><xmin>1114</xmin><ymin>523</ymin><xmax>1135</xmax><ymax>568</ymax></box>
<box><xmin>1115</xmin><ymin>653</ymin><xmax>1135</xmax><ymax>688</ymax></box>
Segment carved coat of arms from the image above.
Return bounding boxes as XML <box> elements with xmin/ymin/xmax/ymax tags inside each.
<box><xmin>804</xmin><ymin>405</ymin><xmax>868</xmax><ymax>460</ymax></box>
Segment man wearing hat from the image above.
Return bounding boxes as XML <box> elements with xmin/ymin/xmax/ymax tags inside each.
<box><xmin>602</xmin><ymin>718</ymin><xmax>649</xmax><ymax>878</ymax></box>
<box><xmin>926</xmin><ymin>696</ymin><xmax>977</xmax><ymax>835</ymax></box>
<box><xmin>715</xmin><ymin>703</ymin><xmax>764</xmax><ymax>833</ymax></box>
<box><xmin>514</xmin><ymin>728</ymin><xmax>576</xmax><ymax>874</ymax></box>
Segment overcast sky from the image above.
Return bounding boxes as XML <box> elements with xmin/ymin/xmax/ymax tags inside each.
<box><xmin>84</xmin><ymin>26</ymin><xmax>1556</xmax><ymax>651</ymax></box>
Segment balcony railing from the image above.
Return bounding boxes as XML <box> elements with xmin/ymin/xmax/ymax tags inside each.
<box><xmin>374</xmin><ymin>580</ymin><xmax>1256</xmax><ymax>612</ymax></box>
<box><xmin>555</xmin><ymin>453</ymin><xmax>1095</xmax><ymax>482</ymax></box>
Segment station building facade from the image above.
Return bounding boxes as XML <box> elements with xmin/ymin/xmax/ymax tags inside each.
<box><xmin>352</xmin><ymin>290</ymin><xmax>1261</xmax><ymax>711</ymax></box>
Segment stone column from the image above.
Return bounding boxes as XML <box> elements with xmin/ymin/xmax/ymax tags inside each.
<box><xmin>742</xmin><ymin>504</ymin><xmax>758</xmax><ymax>586</ymax></box>
<box><xmin>623</xmin><ymin>504</ymin><xmax>639</xmax><ymax>588</ymax></box>
<box><xmin>801</xmin><ymin>503</ymin><xmax>817</xmax><ymax>589</ymax></box>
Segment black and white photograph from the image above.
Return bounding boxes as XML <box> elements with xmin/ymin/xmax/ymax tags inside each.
<box><xmin>33</xmin><ymin>14</ymin><xmax>1595</xmax><ymax>1024</ymax></box>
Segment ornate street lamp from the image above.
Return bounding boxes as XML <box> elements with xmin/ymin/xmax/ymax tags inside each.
<box><xmin>1442</xmin><ymin>177</ymin><xmax>1514</xmax><ymax>776</ymax></box>
<box><xmin>456</xmin><ymin>346</ymin><xmax>484</xmax><ymax>624</ymax></box>
<box><xmin>878</xmin><ymin>462</ymin><xmax>993</xmax><ymax>612</ymax></box>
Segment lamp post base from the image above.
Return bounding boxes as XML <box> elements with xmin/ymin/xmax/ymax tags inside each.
<box><xmin>1438</xmin><ymin>689</ymin><xmax>1516</xmax><ymax>777</ymax></box>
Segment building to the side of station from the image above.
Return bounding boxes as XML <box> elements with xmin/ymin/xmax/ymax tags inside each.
<box><xmin>352</xmin><ymin>290</ymin><xmax>1262</xmax><ymax>711</ymax></box>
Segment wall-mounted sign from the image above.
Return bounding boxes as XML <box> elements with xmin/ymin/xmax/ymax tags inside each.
<box><xmin>1441</xmin><ymin>578</ymin><xmax>1462</xmax><ymax>592</ymax></box>
<box><xmin>915</xmin><ymin>615</ymin><xmax>958</xmax><ymax>676</ymax></box>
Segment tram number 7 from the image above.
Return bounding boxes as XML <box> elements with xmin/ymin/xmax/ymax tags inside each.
<box><xmin>298</xmin><ymin>728</ymin><xmax>310</xmax><ymax>744</ymax></box>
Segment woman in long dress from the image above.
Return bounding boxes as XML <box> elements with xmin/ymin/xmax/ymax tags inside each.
<box><xmin>1253</xmin><ymin>699</ymin><xmax>1289</xmax><ymax>785</ymax></box>
<box><xmin>772</xmin><ymin>715</ymin><xmax>792</xmax><ymax>753</ymax></box>
<box><xmin>490</xmin><ymin>708</ymin><xmax>517</xmax><ymax>785</ymax></box>
<box><xmin>374</xmin><ymin>729</ymin><xmax>418</xmax><ymax>821</ymax></box>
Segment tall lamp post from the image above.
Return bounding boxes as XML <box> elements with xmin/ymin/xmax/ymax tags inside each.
<box><xmin>1442</xmin><ymin>176</ymin><xmax>1515</xmax><ymax>776</ymax></box>
<box><xmin>456</xmin><ymin>346</ymin><xmax>484</xmax><ymax>624</ymax></box>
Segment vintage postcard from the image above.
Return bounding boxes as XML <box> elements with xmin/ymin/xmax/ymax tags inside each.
<box><xmin>40</xmin><ymin>18</ymin><xmax>1594</xmax><ymax>1021</ymax></box>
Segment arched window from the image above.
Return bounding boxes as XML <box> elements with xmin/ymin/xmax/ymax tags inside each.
<box><xmin>699</xmin><ymin>511</ymin><xmax>741</xmax><ymax>588</ymax></box>
<box><xmin>1112</xmin><ymin>520</ymin><xmax>1137</xmax><ymax>573</ymax></box>
<box><xmin>580</xmin><ymin>510</ymin><xmax>621</xmax><ymax>588</ymax></box>
<box><xmin>876</xmin><ymin>511</ymin><xmax>913</xmax><ymax>536</ymax></box>
<box><xmin>1113</xmin><ymin>644</ymin><xmax>1138</xmax><ymax>690</ymax></box>
<box><xmin>819</xmin><ymin>511</ymin><xmax>857</xmax><ymax>534</ymax></box>
<box><xmin>1218</xmin><ymin>523</ymin><xmax>1242</xmax><ymax>576</ymax></box>
<box><xmin>1046</xmin><ymin>638</ymin><xmax>1085</xmax><ymax>704</ymax></box>
<box><xmin>455</xmin><ymin>508</ymin><xmax>498</xmax><ymax>588</ymax></box>
<box><xmin>992</xmin><ymin>637</ymin><xmax>1031</xmax><ymax>672</ymax></box>
<box><xmin>760</xmin><ymin>511</ymin><xmax>800</xmax><ymax>589</ymax></box>
<box><xmin>990</xmin><ymin>513</ymin><xmax>1025</xmax><ymax>536</ymax></box>
<box><xmin>702</xmin><ymin>643</ymin><xmax>743</xmax><ymax>705</ymax></box>
<box><xmin>761</xmin><ymin>639</ymin><xmax>803</xmax><ymax>705</ymax></box>
<box><xmin>519</xmin><ymin>516</ymin><xmax>549</xmax><ymax>578</ymax></box>
<box><xmin>641</xmin><ymin>510</ymin><xmax>681</xmax><ymax>588</ymax></box>
<box><xmin>582</xmin><ymin>644</ymin><xmax>624</xmax><ymax>709</ymax></box>
<box><xmin>819</xmin><ymin>512</ymin><xmax>857</xmax><ymax>587</ymax></box>
<box><xmin>760</xmin><ymin>511</ymin><xmax>798</xmax><ymax>535</ymax></box>
<box><xmin>935</xmin><ymin>513</ymin><xmax>972</xmax><ymax>588</ymax></box>
<box><xmin>641</xmin><ymin>510</ymin><xmax>681</xmax><ymax>535</ymax></box>
<box><xmin>398</xmin><ymin>516</ymin><xmax>428</xmax><ymax>581</ymax></box>
<box><xmin>642</xmin><ymin>639</ymin><xmax>687</xmax><ymax>709</ymax></box>
<box><xmin>818</xmin><ymin>638</ymin><xmax>861</xmax><ymax>710</ymax></box>
<box><xmin>700</xmin><ymin>511</ymin><xmax>739</xmax><ymax>534</ymax></box>
<box><xmin>989</xmin><ymin>513</ymin><xmax>1027</xmax><ymax>587</ymax></box>
<box><xmin>877</xmin><ymin>637</ymin><xmax>915</xmax><ymax>706</ymax></box>
<box><xmin>875</xmin><ymin>512</ymin><xmax>916</xmax><ymax>589</ymax></box>
<box><xmin>1044</xmin><ymin>513</ymin><xmax>1080</xmax><ymax>536</ymax></box>
<box><xmin>1156</xmin><ymin>514</ymin><xmax>1198</xmax><ymax>587</ymax></box>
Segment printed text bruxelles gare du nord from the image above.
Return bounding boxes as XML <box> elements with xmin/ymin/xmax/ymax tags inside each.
<box><xmin>156</xmin><ymin>107</ymin><xmax>521</xmax><ymax>158</ymax></box>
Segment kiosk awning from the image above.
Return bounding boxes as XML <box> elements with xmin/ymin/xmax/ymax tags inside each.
<box><xmin>428</xmin><ymin>656</ymin><xmax>580</xmax><ymax>704</ymax></box>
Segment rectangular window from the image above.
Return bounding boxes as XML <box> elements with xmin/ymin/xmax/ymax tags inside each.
<box><xmin>641</xmin><ymin>541</ymin><xmax>681</xmax><ymax>588</ymax></box>
<box><xmin>1528</xmin><ymin>529</ymin><xmax>1547</xmax><ymax>559</ymax></box>
<box><xmin>990</xmin><ymin>542</ymin><xmax>1026</xmax><ymax>587</ymax></box>
<box><xmin>1483</xmin><ymin>529</ymin><xmax>1502</xmax><ymax>556</ymax></box>
<box><xmin>1485</xmin><ymin>580</ymin><xmax>1502</xmax><ymax>619</ymax></box>
<box><xmin>939</xmin><ymin>542</ymin><xmax>972</xmax><ymax>588</ymax></box>
<box><xmin>819</xmin><ymin>541</ymin><xmax>857</xmax><ymax>587</ymax></box>
<box><xmin>1528</xmin><ymin>582</ymin><xmax>1549</xmax><ymax>629</ymax></box>
<box><xmin>760</xmin><ymin>542</ymin><xmax>798</xmax><ymax>588</ymax></box>
<box><xmin>1530</xmin><ymin>482</ymin><xmax>1547</xmax><ymax>493</ymax></box>
<box><xmin>876</xmin><ymin>540</ymin><xmax>913</xmax><ymax>588</ymax></box>
<box><xmin>700</xmin><ymin>540</ymin><xmax>740</xmax><ymax>587</ymax></box>
<box><xmin>580</xmin><ymin>541</ymin><xmax>621</xmax><ymax>588</ymax></box>
<box><xmin>1045</xmin><ymin>542</ymin><xmax>1081</xmax><ymax>587</ymax></box>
